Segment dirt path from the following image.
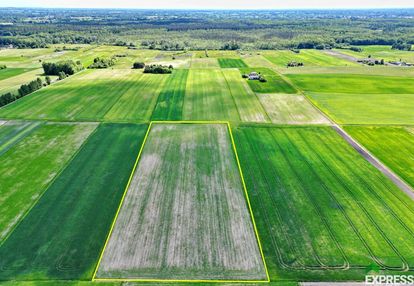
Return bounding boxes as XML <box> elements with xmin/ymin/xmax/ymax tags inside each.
<box><xmin>332</xmin><ymin>125</ymin><xmax>414</xmax><ymax>201</ymax></box>
<box><xmin>322</xmin><ymin>50</ymin><xmax>362</xmax><ymax>64</ymax></box>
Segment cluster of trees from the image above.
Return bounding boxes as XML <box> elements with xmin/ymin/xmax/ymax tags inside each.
<box><xmin>141</xmin><ymin>40</ymin><xmax>187</xmax><ymax>51</ymax></box>
<box><xmin>392</xmin><ymin>40</ymin><xmax>412</xmax><ymax>51</ymax></box>
<box><xmin>0</xmin><ymin>77</ymin><xmax>51</xmax><ymax>107</ymax></box>
<box><xmin>0</xmin><ymin>65</ymin><xmax>6</xmax><ymax>70</ymax></box>
<box><xmin>221</xmin><ymin>41</ymin><xmax>241</xmax><ymax>50</ymax></box>
<box><xmin>143</xmin><ymin>64</ymin><xmax>173</xmax><ymax>74</ymax></box>
<box><xmin>42</xmin><ymin>60</ymin><xmax>84</xmax><ymax>76</ymax></box>
<box><xmin>132</xmin><ymin>62</ymin><xmax>145</xmax><ymax>69</ymax></box>
<box><xmin>88</xmin><ymin>57</ymin><xmax>117</xmax><ymax>69</ymax></box>
<box><xmin>287</xmin><ymin>61</ymin><xmax>304</xmax><ymax>67</ymax></box>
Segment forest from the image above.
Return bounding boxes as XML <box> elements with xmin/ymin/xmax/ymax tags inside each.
<box><xmin>0</xmin><ymin>8</ymin><xmax>414</xmax><ymax>50</ymax></box>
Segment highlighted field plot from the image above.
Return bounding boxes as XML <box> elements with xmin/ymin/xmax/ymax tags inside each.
<box><xmin>95</xmin><ymin>122</ymin><xmax>267</xmax><ymax>282</ymax></box>
<box><xmin>0</xmin><ymin>123</ymin><xmax>147</xmax><ymax>280</ymax></box>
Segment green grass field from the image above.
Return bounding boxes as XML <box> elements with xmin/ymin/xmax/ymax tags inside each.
<box><xmin>0</xmin><ymin>123</ymin><xmax>147</xmax><ymax>280</ymax></box>
<box><xmin>0</xmin><ymin>68</ymin><xmax>35</xmax><ymax>81</ymax></box>
<box><xmin>0</xmin><ymin>121</ymin><xmax>41</xmax><ymax>155</ymax></box>
<box><xmin>103</xmin><ymin>73</ymin><xmax>167</xmax><ymax>122</ymax></box>
<box><xmin>344</xmin><ymin>126</ymin><xmax>414</xmax><ymax>189</ymax></box>
<box><xmin>335</xmin><ymin>45</ymin><xmax>414</xmax><ymax>63</ymax></box>
<box><xmin>218</xmin><ymin>58</ymin><xmax>248</xmax><ymax>68</ymax></box>
<box><xmin>0</xmin><ymin>68</ymin><xmax>50</xmax><ymax>95</ymax></box>
<box><xmin>234</xmin><ymin>126</ymin><xmax>414</xmax><ymax>280</ymax></box>
<box><xmin>0</xmin><ymin>122</ymin><xmax>96</xmax><ymax>242</ymax></box>
<box><xmin>152</xmin><ymin>69</ymin><xmax>189</xmax><ymax>120</ymax></box>
<box><xmin>183</xmin><ymin>69</ymin><xmax>240</xmax><ymax>121</ymax></box>
<box><xmin>239</xmin><ymin>68</ymin><xmax>297</xmax><ymax>94</ymax></box>
<box><xmin>263</xmin><ymin>50</ymin><xmax>358</xmax><ymax>67</ymax></box>
<box><xmin>306</xmin><ymin>92</ymin><xmax>414</xmax><ymax>124</ymax></box>
<box><xmin>0</xmin><ymin>69</ymin><xmax>159</xmax><ymax>122</ymax></box>
<box><xmin>1</xmin><ymin>46</ymin><xmax>414</xmax><ymax>285</ymax></box>
<box><xmin>286</xmin><ymin>73</ymin><xmax>414</xmax><ymax>94</ymax></box>
<box><xmin>222</xmin><ymin>69</ymin><xmax>269</xmax><ymax>122</ymax></box>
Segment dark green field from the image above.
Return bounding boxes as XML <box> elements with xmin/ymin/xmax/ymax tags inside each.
<box><xmin>0</xmin><ymin>68</ymin><xmax>35</xmax><ymax>81</ymax></box>
<box><xmin>218</xmin><ymin>58</ymin><xmax>248</xmax><ymax>68</ymax></box>
<box><xmin>0</xmin><ymin>123</ymin><xmax>147</xmax><ymax>280</ymax></box>
<box><xmin>234</xmin><ymin>126</ymin><xmax>414</xmax><ymax>281</ymax></box>
<box><xmin>151</xmin><ymin>69</ymin><xmax>189</xmax><ymax>120</ymax></box>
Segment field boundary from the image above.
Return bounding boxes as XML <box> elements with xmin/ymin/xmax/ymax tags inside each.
<box><xmin>0</xmin><ymin>122</ymin><xmax>100</xmax><ymax>245</ymax></box>
<box><xmin>92</xmin><ymin>120</ymin><xmax>270</xmax><ymax>283</ymax></box>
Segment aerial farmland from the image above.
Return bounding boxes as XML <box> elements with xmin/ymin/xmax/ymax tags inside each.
<box><xmin>0</xmin><ymin>7</ymin><xmax>414</xmax><ymax>286</ymax></box>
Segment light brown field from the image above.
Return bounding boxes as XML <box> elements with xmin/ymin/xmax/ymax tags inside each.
<box><xmin>258</xmin><ymin>93</ymin><xmax>329</xmax><ymax>124</ymax></box>
<box><xmin>97</xmin><ymin>123</ymin><xmax>266</xmax><ymax>281</ymax></box>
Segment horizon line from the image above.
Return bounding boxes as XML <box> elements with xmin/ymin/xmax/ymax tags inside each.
<box><xmin>2</xmin><ymin>6</ymin><xmax>414</xmax><ymax>10</ymax></box>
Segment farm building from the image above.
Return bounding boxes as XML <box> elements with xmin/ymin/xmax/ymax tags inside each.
<box><xmin>248</xmin><ymin>72</ymin><xmax>260</xmax><ymax>80</ymax></box>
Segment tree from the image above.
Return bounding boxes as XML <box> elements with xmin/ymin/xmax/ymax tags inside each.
<box><xmin>45</xmin><ymin>76</ymin><xmax>52</xmax><ymax>85</ymax></box>
<box><xmin>133</xmin><ymin>62</ymin><xmax>145</xmax><ymax>69</ymax></box>
<box><xmin>58</xmin><ymin>71</ymin><xmax>67</xmax><ymax>80</ymax></box>
<box><xmin>43</xmin><ymin>61</ymin><xmax>84</xmax><ymax>76</ymax></box>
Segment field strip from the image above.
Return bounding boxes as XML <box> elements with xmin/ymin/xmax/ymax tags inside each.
<box><xmin>93</xmin><ymin>121</ymin><xmax>269</xmax><ymax>283</ymax></box>
<box><xmin>332</xmin><ymin>125</ymin><xmax>414</xmax><ymax>200</ymax></box>
<box><xmin>0</xmin><ymin>122</ymin><xmax>99</xmax><ymax>245</ymax></box>
<box><xmin>0</xmin><ymin>121</ymin><xmax>42</xmax><ymax>156</ymax></box>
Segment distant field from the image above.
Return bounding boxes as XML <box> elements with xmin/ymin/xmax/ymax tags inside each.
<box><xmin>234</xmin><ymin>126</ymin><xmax>414</xmax><ymax>280</ymax></box>
<box><xmin>104</xmin><ymin>73</ymin><xmax>167</xmax><ymax>122</ymax></box>
<box><xmin>306</xmin><ymin>92</ymin><xmax>414</xmax><ymax>124</ymax></box>
<box><xmin>0</xmin><ymin>68</ymin><xmax>49</xmax><ymax>95</ymax></box>
<box><xmin>0</xmin><ymin>122</ymin><xmax>96</xmax><ymax>242</ymax></box>
<box><xmin>222</xmin><ymin>69</ymin><xmax>269</xmax><ymax>122</ymax></box>
<box><xmin>0</xmin><ymin>123</ymin><xmax>147</xmax><ymax>280</ymax></box>
<box><xmin>0</xmin><ymin>48</ymin><xmax>56</xmax><ymax>68</ymax></box>
<box><xmin>239</xmin><ymin>68</ymin><xmax>297</xmax><ymax>94</ymax></box>
<box><xmin>190</xmin><ymin>58</ymin><xmax>219</xmax><ymax>68</ymax></box>
<box><xmin>97</xmin><ymin>123</ymin><xmax>266</xmax><ymax>281</ymax></box>
<box><xmin>0</xmin><ymin>68</ymin><xmax>35</xmax><ymax>81</ymax></box>
<box><xmin>263</xmin><ymin>50</ymin><xmax>358</xmax><ymax>67</ymax></box>
<box><xmin>257</xmin><ymin>94</ymin><xmax>328</xmax><ymax>124</ymax></box>
<box><xmin>287</xmin><ymin>73</ymin><xmax>414</xmax><ymax>94</ymax></box>
<box><xmin>241</xmin><ymin>54</ymin><xmax>275</xmax><ymax>68</ymax></box>
<box><xmin>279</xmin><ymin>66</ymin><xmax>414</xmax><ymax>77</ymax></box>
<box><xmin>184</xmin><ymin>69</ymin><xmax>240</xmax><ymax>121</ymax></box>
<box><xmin>152</xmin><ymin>69</ymin><xmax>188</xmax><ymax>120</ymax></box>
<box><xmin>218</xmin><ymin>58</ymin><xmax>248</xmax><ymax>68</ymax></box>
<box><xmin>335</xmin><ymin>45</ymin><xmax>414</xmax><ymax>63</ymax></box>
<box><xmin>0</xmin><ymin>69</ymin><xmax>164</xmax><ymax>122</ymax></box>
<box><xmin>345</xmin><ymin>126</ymin><xmax>414</xmax><ymax>189</ymax></box>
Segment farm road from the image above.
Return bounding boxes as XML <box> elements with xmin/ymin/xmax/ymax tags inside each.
<box><xmin>333</xmin><ymin>125</ymin><xmax>414</xmax><ymax>201</ymax></box>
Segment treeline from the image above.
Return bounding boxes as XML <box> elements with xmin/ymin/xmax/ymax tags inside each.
<box><xmin>88</xmin><ymin>57</ymin><xmax>117</xmax><ymax>69</ymax></box>
<box><xmin>143</xmin><ymin>64</ymin><xmax>173</xmax><ymax>74</ymax></box>
<box><xmin>1</xmin><ymin>8</ymin><xmax>414</xmax><ymax>50</ymax></box>
<box><xmin>0</xmin><ymin>77</ymin><xmax>51</xmax><ymax>107</ymax></box>
<box><xmin>42</xmin><ymin>60</ymin><xmax>84</xmax><ymax>78</ymax></box>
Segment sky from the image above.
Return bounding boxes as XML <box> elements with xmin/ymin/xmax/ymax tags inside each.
<box><xmin>1</xmin><ymin>0</ymin><xmax>413</xmax><ymax>9</ymax></box>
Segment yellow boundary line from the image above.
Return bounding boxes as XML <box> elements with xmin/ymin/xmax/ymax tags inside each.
<box><xmin>92</xmin><ymin>120</ymin><xmax>270</xmax><ymax>283</ymax></box>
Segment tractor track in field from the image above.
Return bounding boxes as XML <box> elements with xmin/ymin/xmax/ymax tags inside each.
<box><xmin>332</xmin><ymin>125</ymin><xmax>414</xmax><ymax>201</ymax></box>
